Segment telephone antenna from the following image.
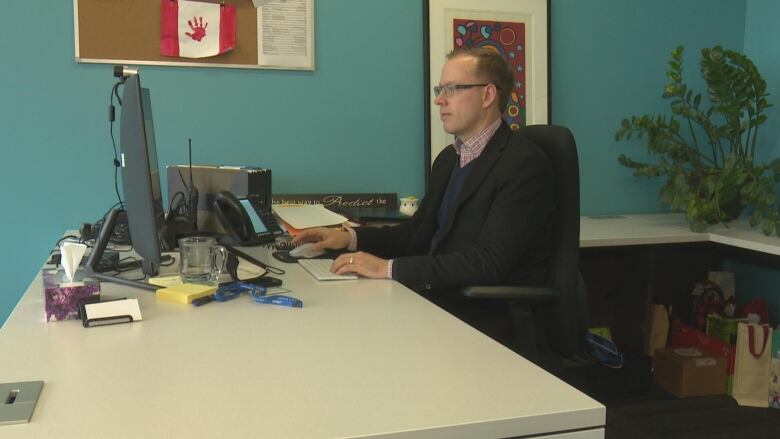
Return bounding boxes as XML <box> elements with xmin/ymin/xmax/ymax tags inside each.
<box><xmin>188</xmin><ymin>138</ymin><xmax>194</xmax><ymax>188</ymax></box>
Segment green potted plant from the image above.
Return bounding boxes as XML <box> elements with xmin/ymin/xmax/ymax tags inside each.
<box><xmin>616</xmin><ymin>45</ymin><xmax>780</xmax><ymax>234</ymax></box>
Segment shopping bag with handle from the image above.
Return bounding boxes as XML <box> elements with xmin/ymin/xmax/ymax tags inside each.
<box><xmin>732</xmin><ymin>322</ymin><xmax>772</xmax><ymax>407</ymax></box>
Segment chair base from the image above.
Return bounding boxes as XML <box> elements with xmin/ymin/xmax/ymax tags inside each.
<box><xmin>509</xmin><ymin>302</ymin><xmax>551</xmax><ymax>362</ymax></box>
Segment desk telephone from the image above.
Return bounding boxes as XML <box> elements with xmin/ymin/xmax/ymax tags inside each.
<box><xmin>213</xmin><ymin>191</ymin><xmax>284</xmax><ymax>245</ymax></box>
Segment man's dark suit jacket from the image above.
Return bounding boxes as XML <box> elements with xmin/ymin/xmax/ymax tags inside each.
<box><xmin>355</xmin><ymin>122</ymin><xmax>555</xmax><ymax>292</ymax></box>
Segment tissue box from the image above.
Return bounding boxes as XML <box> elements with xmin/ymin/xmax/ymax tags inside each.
<box><xmin>42</xmin><ymin>269</ymin><xmax>101</xmax><ymax>321</ymax></box>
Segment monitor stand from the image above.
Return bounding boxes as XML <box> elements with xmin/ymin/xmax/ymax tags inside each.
<box><xmin>84</xmin><ymin>209</ymin><xmax>159</xmax><ymax>292</ymax></box>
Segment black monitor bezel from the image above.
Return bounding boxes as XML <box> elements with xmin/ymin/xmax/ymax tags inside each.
<box><xmin>119</xmin><ymin>74</ymin><xmax>164</xmax><ymax>277</ymax></box>
<box><xmin>84</xmin><ymin>72</ymin><xmax>164</xmax><ymax>291</ymax></box>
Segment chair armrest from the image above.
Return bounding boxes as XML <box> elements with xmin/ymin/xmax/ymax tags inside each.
<box><xmin>460</xmin><ymin>285</ymin><xmax>559</xmax><ymax>302</ymax></box>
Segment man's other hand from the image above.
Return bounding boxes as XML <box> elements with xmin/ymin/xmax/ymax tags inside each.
<box><xmin>293</xmin><ymin>227</ymin><xmax>351</xmax><ymax>252</ymax></box>
<box><xmin>332</xmin><ymin>252</ymin><xmax>390</xmax><ymax>279</ymax></box>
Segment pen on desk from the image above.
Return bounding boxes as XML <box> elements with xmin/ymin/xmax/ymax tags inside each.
<box><xmin>192</xmin><ymin>295</ymin><xmax>216</xmax><ymax>307</ymax></box>
<box><xmin>254</xmin><ymin>295</ymin><xmax>303</xmax><ymax>308</ymax></box>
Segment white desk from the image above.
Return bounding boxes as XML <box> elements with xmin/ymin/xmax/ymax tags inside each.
<box><xmin>581</xmin><ymin>213</ymin><xmax>780</xmax><ymax>254</ymax></box>
<box><xmin>0</xmin><ymin>248</ymin><xmax>605</xmax><ymax>438</ymax></box>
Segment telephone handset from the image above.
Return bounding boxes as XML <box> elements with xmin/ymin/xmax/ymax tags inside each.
<box><xmin>212</xmin><ymin>191</ymin><xmax>283</xmax><ymax>245</ymax></box>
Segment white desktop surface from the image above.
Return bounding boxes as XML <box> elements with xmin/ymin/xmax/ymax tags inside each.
<box><xmin>581</xmin><ymin>213</ymin><xmax>780</xmax><ymax>254</ymax></box>
<box><xmin>580</xmin><ymin>213</ymin><xmax>706</xmax><ymax>247</ymax></box>
<box><xmin>0</xmin><ymin>248</ymin><xmax>604</xmax><ymax>438</ymax></box>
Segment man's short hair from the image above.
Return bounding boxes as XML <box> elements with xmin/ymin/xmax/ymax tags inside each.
<box><xmin>447</xmin><ymin>47</ymin><xmax>514</xmax><ymax>111</ymax></box>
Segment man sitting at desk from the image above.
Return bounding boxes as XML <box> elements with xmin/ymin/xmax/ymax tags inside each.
<box><xmin>295</xmin><ymin>48</ymin><xmax>553</xmax><ymax>340</ymax></box>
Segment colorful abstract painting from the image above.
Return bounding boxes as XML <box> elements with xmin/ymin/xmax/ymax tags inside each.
<box><xmin>453</xmin><ymin>19</ymin><xmax>526</xmax><ymax>130</ymax></box>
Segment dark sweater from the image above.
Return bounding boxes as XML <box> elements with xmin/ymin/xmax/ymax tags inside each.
<box><xmin>431</xmin><ymin>160</ymin><xmax>476</xmax><ymax>250</ymax></box>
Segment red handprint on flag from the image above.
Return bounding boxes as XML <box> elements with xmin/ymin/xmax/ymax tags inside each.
<box><xmin>185</xmin><ymin>16</ymin><xmax>208</xmax><ymax>41</ymax></box>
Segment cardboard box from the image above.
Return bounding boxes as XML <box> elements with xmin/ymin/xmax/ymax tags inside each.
<box><xmin>654</xmin><ymin>347</ymin><xmax>727</xmax><ymax>397</ymax></box>
<box><xmin>671</xmin><ymin>320</ymin><xmax>735</xmax><ymax>375</ymax></box>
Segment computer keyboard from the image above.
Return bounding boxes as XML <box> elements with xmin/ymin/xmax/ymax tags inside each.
<box><xmin>297</xmin><ymin>259</ymin><xmax>358</xmax><ymax>281</ymax></box>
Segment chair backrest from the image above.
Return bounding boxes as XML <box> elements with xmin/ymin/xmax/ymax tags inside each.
<box><xmin>521</xmin><ymin>125</ymin><xmax>583</xmax><ymax>356</ymax></box>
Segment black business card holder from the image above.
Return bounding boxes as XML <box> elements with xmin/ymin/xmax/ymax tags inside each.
<box><xmin>81</xmin><ymin>314</ymin><xmax>134</xmax><ymax>328</ymax></box>
<box><xmin>79</xmin><ymin>299</ymin><xmax>138</xmax><ymax>328</ymax></box>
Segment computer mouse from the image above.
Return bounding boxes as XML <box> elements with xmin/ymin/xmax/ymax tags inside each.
<box><xmin>289</xmin><ymin>242</ymin><xmax>325</xmax><ymax>259</ymax></box>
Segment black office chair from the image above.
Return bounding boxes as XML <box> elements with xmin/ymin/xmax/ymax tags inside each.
<box><xmin>460</xmin><ymin>125</ymin><xmax>586</xmax><ymax>360</ymax></box>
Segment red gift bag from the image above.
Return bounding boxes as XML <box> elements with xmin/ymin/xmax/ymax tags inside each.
<box><xmin>671</xmin><ymin>320</ymin><xmax>735</xmax><ymax>375</ymax></box>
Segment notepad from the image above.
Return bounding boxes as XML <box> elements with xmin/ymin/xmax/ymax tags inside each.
<box><xmin>148</xmin><ymin>274</ymin><xmax>184</xmax><ymax>287</ymax></box>
<box><xmin>156</xmin><ymin>283</ymin><xmax>217</xmax><ymax>304</ymax></box>
<box><xmin>272</xmin><ymin>204</ymin><xmax>348</xmax><ymax>229</ymax></box>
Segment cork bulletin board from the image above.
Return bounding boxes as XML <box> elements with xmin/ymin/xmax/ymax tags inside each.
<box><xmin>74</xmin><ymin>0</ymin><xmax>315</xmax><ymax>70</ymax></box>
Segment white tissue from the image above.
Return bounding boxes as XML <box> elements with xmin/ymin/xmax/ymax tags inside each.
<box><xmin>60</xmin><ymin>242</ymin><xmax>87</xmax><ymax>282</ymax></box>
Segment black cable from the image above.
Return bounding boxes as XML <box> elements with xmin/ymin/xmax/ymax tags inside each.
<box><xmin>113</xmin><ymin>81</ymin><xmax>123</xmax><ymax>106</ymax></box>
<box><xmin>55</xmin><ymin>235</ymin><xmax>80</xmax><ymax>247</ymax></box>
<box><xmin>92</xmin><ymin>218</ymin><xmax>131</xmax><ymax>247</ymax></box>
<box><xmin>101</xmin><ymin>201</ymin><xmax>124</xmax><ymax>221</ymax></box>
<box><xmin>111</xmin><ymin>254</ymin><xmax>146</xmax><ymax>281</ymax></box>
<box><xmin>49</xmin><ymin>235</ymin><xmax>86</xmax><ymax>268</ymax></box>
<box><xmin>116</xmin><ymin>256</ymin><xmax>142</xmax><ymax>274</ymax></box>
<box><xmin>223</xmin><ymin>244</ymin><xmax>285</xmax><ymax>275</ymax></box>
<box><xmin>93</xmin><ymin>203</ymin><xmax>132</xmax><ymax>246</ymax></box>
<box><xmin>176</xmin><ymin>167</ymin><xmax>190</xmax><ymax>216</ymax></box>
<box><xmin>168</xmin><ymin>191</ymin><xmax>186</xmax><ymax>214</ymax></box>
<box><xmin>109</xmin><ymin>80</ymin><xmax>125</xmax><ymax>210</ymax></box>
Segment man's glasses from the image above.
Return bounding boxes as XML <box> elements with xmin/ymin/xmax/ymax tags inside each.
<box><xmin>433</xmin><ymin>83</ymin><xmax>491</xmax><ymax>97</ymax></box>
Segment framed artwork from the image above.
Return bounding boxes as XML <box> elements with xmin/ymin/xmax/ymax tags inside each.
<box><xmin>424</xmin><ymin>0</ymin><xmax>550</xmax><ymax>173</ymax></box>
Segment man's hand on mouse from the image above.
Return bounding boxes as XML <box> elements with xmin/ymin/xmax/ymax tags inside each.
<box><xmin>293</xmin><ymin>227</ymin><xmax>351</xmax><ymax>252</ymax></box>
<box><xmin>331</xmin><ymin>252</ymin><xmax>390</xmax><ymax>279</ymax></box>
<box><xmin>293</xmin><ymin>227</ymin><xmax>391</xmax><ymax>278</ymax></box>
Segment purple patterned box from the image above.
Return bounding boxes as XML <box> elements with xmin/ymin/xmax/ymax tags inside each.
<box><xmin>42</xmin><ymin>269</ymin><xmax>101</xmax><ymax>322</ymax></box>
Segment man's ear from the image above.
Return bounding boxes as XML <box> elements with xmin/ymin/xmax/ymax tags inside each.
<box><xmin>481</xmin><ymin>84</ymin><xmax>498</xmax><ymax>109</ymax></box>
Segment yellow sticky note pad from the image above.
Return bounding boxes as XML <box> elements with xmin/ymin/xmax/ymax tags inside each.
<box><xmin>148</xmin><ymin>275</ymin><xmax>184</xmax><ymax>288</ymax></box>
<box><xmin>156</xmin><ymin>283</ymin><xmax>217</xmax><ymax>304</ymax></box>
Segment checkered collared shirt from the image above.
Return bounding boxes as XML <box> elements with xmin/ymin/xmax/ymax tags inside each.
<box><xmin>452</xmin><ymin>117</ymin><xmax>502</xmax><ymax>168</ymax></box>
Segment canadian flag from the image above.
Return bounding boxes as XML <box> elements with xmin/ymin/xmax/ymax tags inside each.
<box><xmin>161</xmin><ymin>0</ymin><xmax>236</xmax><ymax>58</ymax></box>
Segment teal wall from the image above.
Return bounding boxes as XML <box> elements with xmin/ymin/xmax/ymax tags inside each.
<box><xmin>723</xmin><ymin>0</ymin><xmax>780</xmax><ymax>323</ymax></box>
<box><xmin>0</xmin><ymin>0</ymin><xmax>425</xmax><ymax>325</ymax></box>
<box><xmin>0</xmin><ymin>0</ymin><xmax>757</xmax><ymax>325</ymax></box>
<box><xmin>744</xmin><ymin>0</ymin><xmax>780</xmax><ymax>162</ymax></box>
<box><xmin>552</xmin><ymin>0</ymin><xmax>746</xmax><ymax>215</ymax></box>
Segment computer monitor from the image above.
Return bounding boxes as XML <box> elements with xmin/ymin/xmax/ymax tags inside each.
<box><xmin>85</xmin><ymin>72</ymin><xmax>165</xmax><ymax>291</ymax></box>
<box><xmin>119</xmin><ymin>74</ymin><xmax>165</xmax><ymax>277</ymax></box>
